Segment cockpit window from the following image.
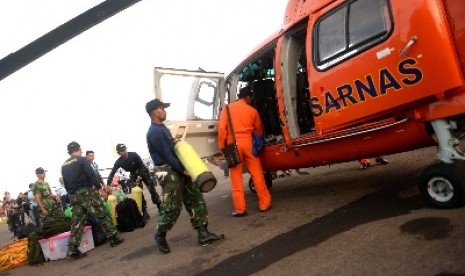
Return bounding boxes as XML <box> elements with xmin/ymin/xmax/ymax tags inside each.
<box><xmin>314</xmin><ymin>0</ymin><xmax>392</xmax><ymax>71</ymax></box>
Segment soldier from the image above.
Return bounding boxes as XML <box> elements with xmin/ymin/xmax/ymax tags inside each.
<box><xmin>33</xmin><ymin>167</ymin><xmax>64</xmax><ymax>222</ymax></box>
<box><xmin>62</xmin><ymin>141</ymin><xmax>124</xmax><ymax>259</ymax></box>
<box><xmin>107</xmin><ymin>144</ymin><xmax>162</xmax><ymax>218</ymax></box>
<box><xmin>145</xmin><ymin>98</ymin><xmax>224</xmax><ymax>254</ymax></box>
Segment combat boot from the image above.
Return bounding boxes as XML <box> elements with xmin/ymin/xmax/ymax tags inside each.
<box><xmin>66</xmin><ymin>245</ymin><xmax>87</xmax><ymax>259</ymax></box>
<box><xmin>197</xmin><ymin>225</ymin><xmax>225</xmax><ymax>247</ymax></box>
<box><xmin>156</xmin><ymin>203</ymin><xmax>163</xmax><ymax>216</ymax></box>
<box><xmin>109</xmin><ymin>235</ymin><xmax>125</xmax><ymax>247</ymax></box>
<box><xmin>155</xmin><ymin>230</ymin><xmax>170</xmax><ymax>254</ymax></box>
<box><xmin>151</xmin><ymin>193</ymin><xmax>162</xmax><ymax>206</ymax></box>
<box><xmin>142</xmin><ymin>208</ymin><xmax>151</xmax><ymax>221</ymax></box>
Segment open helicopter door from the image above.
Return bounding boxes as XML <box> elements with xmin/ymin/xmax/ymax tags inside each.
<box><xmin>153</xmin><ymin>67</ymin><xmax>225</xmax><ymax>159</ymax></box>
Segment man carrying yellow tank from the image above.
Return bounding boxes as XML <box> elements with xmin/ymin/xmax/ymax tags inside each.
<box><xmin>145</xmin><ymin>98</ymin><xmax>224</xmax><ymax>254</ymax></box>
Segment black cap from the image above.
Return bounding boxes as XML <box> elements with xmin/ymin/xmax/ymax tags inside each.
<box><xmin>116</xmin><ymin>143</ymin><xmax>127</xmax><ymax>153</ymax></box>
<box><xmin>238</xmin><ymin>86</ymin><xmax>253</xmax><ymax>98</ymax></box>
<box><xmin>35</xmin><ymin>167</ymin><xmax>46</xmax><ymax>174</ymax></box>
<box><xmin>145</xmin><ymin>99</ymin><xmax>170</xmax><ymax>114</ymax></box>
<box><xmin>67</xmin><ymin>141</ymin><xmax>81</xmax><ymax>154</ymax></box>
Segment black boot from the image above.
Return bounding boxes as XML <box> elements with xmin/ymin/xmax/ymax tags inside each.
<box><xmin>109</xmin><ymin>234</ymin><xmax>125</xmax><ymax>247</ymax></box>
<box><xmin>156</xmin><ymin>203</ymin><xmax>163</xmax><ymax>216</ymax></box>
<box><xmin>143</xmin><ymin>210</ymin><xmax>150</xmax><ymax>221</ymax></box>
<box><xmin>66</xmin><ymin>245</ymin><xmax>87</xmax><ymax>259</ymax></box>
<box><xmin>197</xmin><ymin>225</ymin><xmax>225</xmax><ymax>247</ymax></box>
<box><xmin>155</xmin><ymin>230</ymin><xmax>170</xmax><ymax>254</ymax></box>
<box><xmin>150</xmin><ymin>191</ymin><xmax>161</xmax><ymax>205</ymax></box>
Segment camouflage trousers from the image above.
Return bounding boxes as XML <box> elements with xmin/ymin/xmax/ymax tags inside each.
<box><xmin>68</xmin><ymin>187</ymin><xmax>117</xmax><ymax>247</ymax></box>
<box><xmin>132</xmin><ymin>167</ymin><xmax>161</xmax><ymax>205</ymax></box>
<box><xmin>157</xmin><ymin>168</ymin><xmax>208</xmax><ymax>232</ymax></box>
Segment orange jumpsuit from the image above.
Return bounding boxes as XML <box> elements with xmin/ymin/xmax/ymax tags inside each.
<box><xmin>218</xmin><ymin>99</ymin><xmax>271</xmax><ymax>213</ymax></box>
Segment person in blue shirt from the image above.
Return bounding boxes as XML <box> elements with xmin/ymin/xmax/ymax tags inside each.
<box><xmin>27</xmin><ymin>183</ymin><xmax>40</xmax><ymax>226</ymax></box>
<box><xmin>146</xmin><ymin>98</ymin><xmax>224</xmax><ymax>254</ymax></box>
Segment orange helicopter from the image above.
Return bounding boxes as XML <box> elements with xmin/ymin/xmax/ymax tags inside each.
<box><xmin>1</xmin><ymin>0</ymin><xmax>463</xmax><ymax>209</ymax></box>
<box><xmin>154</xmin><ymin>0</ymin><xmax>465</xmax><ymax>209</ymax></box>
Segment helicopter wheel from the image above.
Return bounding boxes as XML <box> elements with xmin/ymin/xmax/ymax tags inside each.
<box><xmin>419</xmin><ymin>161</ymin><xmax>465</xmax><ymax>209</ymax></box>
<box><xmin>248</xmin><ymin>172</ymin><xmax>273</xmax><ymax>194</ymax></box>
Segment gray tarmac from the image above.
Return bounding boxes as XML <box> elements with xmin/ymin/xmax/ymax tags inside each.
<box><xmin>1</xmin><ymin>146</ymin><xmax>465</xmax><ymax>276</ymax></box>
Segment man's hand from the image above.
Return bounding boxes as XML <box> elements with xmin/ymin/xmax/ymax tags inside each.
<box><xmin>40</xmin><ymin>208</ymin><xmax>48</xmax><ymax>217</ymax></box>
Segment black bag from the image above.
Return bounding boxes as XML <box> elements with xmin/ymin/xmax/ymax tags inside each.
<box><xmin>17</xmin><ymin>223</ymin><xmax>36</xmax><ymax>239</ymax></box>
<box><xmin>223</xmin><ymin>105</ymin><xmax>241</xmax><ymax>168</ymax></box>
<box><xmin>86</xmin><ymin>214</ymin><xmax>107</xmax><ymax>246</ymax></box>
<box><xmin>116</xmin><ymin>198</ymin><xmax>146</xmax><ymax>232</ymax></box>
<box><xmin>222</xmin><ymin>143</ymin><xmax>241</xmax><ymax>168</ymax></box>
<box><xmin>91</xmin><ymin>224</ymin><xmax>107</xmax><ymax>246</ymax></box>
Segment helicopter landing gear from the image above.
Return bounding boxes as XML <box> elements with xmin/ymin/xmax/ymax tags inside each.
<box><xmin>248</xmin><ymin>172</ymin><xmax>273</xmax><ymax>194</ymax></box>
<box><xmin>419</xmin><ymin>119</ymin><xmax>465</xmax><ymax>208</ymax></box>
<box><xmin>419</xmin><ymin>161</ymin><xmax>465</xmax><ymax>208</ymax></box>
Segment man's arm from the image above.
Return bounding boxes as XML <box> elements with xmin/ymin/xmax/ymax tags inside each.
<box><xmin>149</xmin><ymin>127</ymin><xmax>185</xmax><ymax>174</ymax></box>
<box><xmin>93</xmin><ymin>162</ymin><xmax>105</xmax><ymax>185</ymax></box>
<box><xmin>81</xmin><ymin>158</ymin><xmax>101</xmax><ymax>189</ymax></box>
<box><xmin>252</xmin><ymin>109</ymin><xmax>264</xmax><ymax>137</ymax></box>
<box><xmin>106</xmin><ymin>161</ymin><xmax>120</xmax><ymax>185</ymax></box>
<box><xmin>133</xmin><ymin>152</ymin><xmax>146</xmax><ymax>170</ymax></box>
<box><xmin>34</xmin><ymin>191</ymin><xmax>47</xmax><ymax>217</ymax></box>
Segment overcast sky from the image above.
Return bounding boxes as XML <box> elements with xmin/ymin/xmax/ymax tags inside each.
<box><xmin>0</xmin><ymin>0</ymin><xmax>288</xmax><ymax>196</ymax></box>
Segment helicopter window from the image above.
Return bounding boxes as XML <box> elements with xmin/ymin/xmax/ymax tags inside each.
<box><xmin>229</xmin><ymin>45</ymin><xmax>283</xmax><ymax>141</ymax></box>
<box><xmin>155</xmin><ymin>73</ymin><xmax>222</xmax><ymax>121</ymax></box>
<box><xmin>314</xmin><ymin>0</ymin><xmax>392</xmax><ymax>71</ymax></box>
<box><xmin>238</xmin><ymin>60</ymin><xmax>275</xmax><ymax>82</ymax></box>
<box><xmin>317</xmin><ymin>8</ymin><xmax>346</xmax><ymax>62</ymax></box>
<box><xmin>193</xmin><ymin>80</ymin><xmax>218</xmax><ymax>120</ymax></box>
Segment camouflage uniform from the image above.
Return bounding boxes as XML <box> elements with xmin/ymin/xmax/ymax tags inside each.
<box><xmin>157</xmin><ymin>167</ymin><xmax>208</xmax><ymax>232</ymax></box>
<box><xmin>33</xmin><ymin>181</ymin><xmax>64</xmax><ymax>219</ymax></box>
<box><xmin>68</xmin><ymin>187</ymin><xmax>117</xmax><ymax>247</ymax></box>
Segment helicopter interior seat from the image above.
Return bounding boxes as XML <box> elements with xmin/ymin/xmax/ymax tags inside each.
<box><xmin>296</xmin><ymin>72</ymin><xmax>314</xmax><ymax>134</ymax></box>
<box><xmin>252</xmin><ymin>78</ymin><xmax>281</xmax><ymax>140</ymax></box>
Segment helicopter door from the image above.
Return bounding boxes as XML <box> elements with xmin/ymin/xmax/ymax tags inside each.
<box><xmin>308</xmin><ymin>0</ymin><xmax>464</xmax><ymax>132</ymax></box>
<box><xmin>153</xmin><ymin>67</ymin><xmax>225</xmax><ymax>158</ymax></box>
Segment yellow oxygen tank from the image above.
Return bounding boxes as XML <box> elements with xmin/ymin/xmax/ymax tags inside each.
<box><xmin>174</xmin><ymin>140</ymin><xmax>217</xmax><ymax>193</ymax></box>
<box><xmin>107</xmin><ymin>195</ymin><xmax>117</xmax><ymax>226</ymax></box>
<box><xmin>131</xmin><ymin>185</ymin><xmax>143</xmax><ymax>214</ymax></box>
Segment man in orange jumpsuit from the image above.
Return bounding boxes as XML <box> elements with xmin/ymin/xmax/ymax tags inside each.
<box><xmin>218</xmin><ymin>86</ymin><xmax>271</xmax><ymax>217</ymax></box>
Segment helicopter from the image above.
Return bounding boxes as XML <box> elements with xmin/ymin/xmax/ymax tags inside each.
<box><xmin>1</xmin><ymin>0</ymin><xmax>464</xmax><ymax>209</ymax></box>
<box><xmin>153</xmin><ymin>0</ymin><xmax>465</xmax><ymax>209</ymax></box>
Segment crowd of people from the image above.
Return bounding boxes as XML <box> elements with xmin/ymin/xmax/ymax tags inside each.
<box><xmin>1</xmin><ymin>89</ymin><xmax>390</xmax><ymax>261</ymax></box>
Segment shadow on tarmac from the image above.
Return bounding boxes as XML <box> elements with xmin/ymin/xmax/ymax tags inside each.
<box><xmin>195</xmin><ymin>182</ymin><xmax>425</xmax><ymax>276</ymax></box>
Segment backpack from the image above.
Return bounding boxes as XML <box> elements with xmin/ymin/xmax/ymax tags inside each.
<box><xmin>17</xmin><ymin>223</ymin><xmax>36</xmax><ymax>239</ymax></box>
<box><xmin>86</xmin><ymin>213</ymin><xmax>107</xmax><ymax>246</ymax></box>
<box><xmin>116</xmin><ymin>198</ymin><xmax>145</xmax><ymax>232</ymax></box>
